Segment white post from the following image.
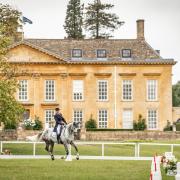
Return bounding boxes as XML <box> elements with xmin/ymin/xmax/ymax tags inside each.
<box><xmin>0</xmin><ymin>141</ymin><xmax>2</xmax><ymax>154</ymax></box>
<box><xmin>33</xmin><ymin>142</ymin><xmax>36</xmax><ymax>156</ymax></box>
<box><xmin>102</xmin><ymin>143</ymin><xmax>104</xmax><ymax>157</ymax></box>
<box><xmin>114</xmin><ymin>66</ymin><xmax>117</xmax><ymax>129</ymax></box>
<box><xmin>171</xmin><ymin>144</ymin><xmax>174</xmax><ymax>153</ymax></box>
<box><xmin>175</xmin><ymin>162</ymin><xmax>180</xmax><ymax>180</ymax></box>
<box><xmin>135</xmin><ymin>143</ymin><xmax>137</xmax><ymax>157</ymax></box>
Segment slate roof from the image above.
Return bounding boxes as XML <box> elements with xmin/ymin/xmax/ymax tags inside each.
<box><xmin>9</xmin><ymin>39</ymin><xmax>176</xmax><ymax>65</ymax></box>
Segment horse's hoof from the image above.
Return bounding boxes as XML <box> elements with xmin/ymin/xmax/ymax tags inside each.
<box><xmin>76</xmin><ymin>157</ymin><xmax>79</xmax><ymax>160</ymax></box>
<box><xmin>51</xmin><ymin>156</ymin><xmax>55</xmax><ymax>161</ymax></box>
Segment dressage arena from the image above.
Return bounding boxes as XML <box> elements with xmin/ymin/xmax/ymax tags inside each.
<box><xmin>0</xmin><ymin>141</ymin><xmax>179</xmax><ymax>180</ymax></box>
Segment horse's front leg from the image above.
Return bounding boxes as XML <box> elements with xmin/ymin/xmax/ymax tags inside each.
<box><xmin>61</xmin><ymin>142</ymin><xmax>69</xmax><ymax>159</ymax></box>
<box><xmin>70</xmin><ymin>141</ymin><xmax>79</xmax><ymax>160</ymax></box>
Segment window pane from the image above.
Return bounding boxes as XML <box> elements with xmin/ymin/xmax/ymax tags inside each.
<box><xmin>19</xmin><ymin>80</ymin><xmax>28</xmax><ymax>101</ymax></box>
<box><xmin>73</xmin><ymin>109</ymin><xmax>83</xmax><ymax>129</ymax></box>
<box><xmin>98</xmin><ymin>109</ymin><xmax>108</xmax><ymax>128</ymax></box>
<box><xmin>97</xmin><ymin>49</ymin><xmax>106</xmax><ymax>58</ymax></box>
<box><xmin>122</xmin><ymin>49</ymin><xmax>131</xmax><ymax>58</ymax></box>
<box><xmin>148</xmin><ymin>110</ymin><xmax>157</xmax><ymax>129</ymax></box>
<box><xmin>73</xmin><ymin>80</ymin><xmax>83</xmax><ymax>101</ymax></box>
<box><xmin>147</xmin><ymin>80</ymin><xmax>157</xmax><ymax>100</ymax></box>
<box><xmin>98</xmin><ymin>80</ymin><xmax>108</xmax><ymax>101</ymax></box>
<box><xmin>122</xmin><ymin>80</ymin><xmax>132</xmax><ymax>100</ymax></box>
<box><xmin>45</xmin><ymin>110</ymin><xmax>54</xmax><ymax>128</ymax></box>
<box><xmin>72</xmin><ymin>49</ymin><xmax>82</xmax><ymax>58</ymax></box>
<box><xmin>45</xmin><ymin>80</ymin><xmax>55</xmax><ymax>101</ymax></box>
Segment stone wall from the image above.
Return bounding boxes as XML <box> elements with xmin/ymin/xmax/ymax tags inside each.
<box><xmin>17</xmin><ymin>129</ymin><xmax>41</xmax><ymax>140</ymax></box>
<box><xmin>84</xmin><ymin>131</ymin><xmax>180</xmax><ymax>141</ymax></box>
<box><xmin>0</xmin><ymin>130</ymin><xmax>17</xmax><ymax>141</ymax></box>
<box><xmin>0</xmin><ymin>129</ymin><xmax>41</xmax><ymax>141</ymax></box>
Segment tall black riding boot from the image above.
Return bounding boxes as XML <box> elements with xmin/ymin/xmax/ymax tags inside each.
<box><xmin>57</xmin><ymin>134</ymin><xmax>60</xmax><ymax>144</ymax></box>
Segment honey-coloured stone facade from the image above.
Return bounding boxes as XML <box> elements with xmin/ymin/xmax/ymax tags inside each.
<box><xmin>5</xmin><ymin>19</ymin><xmax>176</xmax><ymax>131</ymax></box>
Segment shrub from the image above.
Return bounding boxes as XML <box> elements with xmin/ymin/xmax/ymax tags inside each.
<box><xmin>133</xmin><ymin>114</ymin><xmax>147</xmax><ymax>131</ymax></box>
<box><xmin>176</xmin><ymin>122</ymin><xmax>180</xmax><ymax>131</ymax></box>
<box><xmin>4</xmin><ymin>121</ymin><xmax>17</xmax><ymax>129</ymax></box>
<box><xmin>163</xmin><ymin>120</ymin><xmax>173</xmax><ymax>131</ymax></box>
<box><xmin>23</xmin><ymin>116</ymin><xmax>43</xmax><ymax>130</ymax></box>
<box><xmin>85</xmin><ymin>114</ymin><xmax>97</xmax><ymax>129</ymax></box>
<box><xmin>33</xmin><ymin>116</ymin><xmax>43</xmax><ymax>130</ymax></box>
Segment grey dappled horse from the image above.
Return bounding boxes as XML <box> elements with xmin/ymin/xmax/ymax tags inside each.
<box><xmin>29</xmin><ymin>122</ymin><xmax>80</xmax><ymax>161</ymax></box>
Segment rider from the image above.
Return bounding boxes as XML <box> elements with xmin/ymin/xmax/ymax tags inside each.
<box><xmin>53</xmin><ymin>107</ymin><xmax>67</xmax><ymax>144</ymax></box>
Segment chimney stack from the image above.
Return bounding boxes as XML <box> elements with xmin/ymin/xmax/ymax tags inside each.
<box><xmin>137</xmin><ymin>19</ymin><xmax>145</xmax><ymax>40</ymax></box>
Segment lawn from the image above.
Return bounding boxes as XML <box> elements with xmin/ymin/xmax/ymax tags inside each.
<box><xmin>0</xmin><ymin>140</ymin><xmax>179</xmax><ymax>180</ymax></box>
<box><xmin>0</xmin><ymin>159</ymin><xmax>151</xmax><ymax>180</ymax></box>
<box><xmin>1</xmin><ymin>140</ymin><xmax>180</xmax><ymax>159</ymax></box>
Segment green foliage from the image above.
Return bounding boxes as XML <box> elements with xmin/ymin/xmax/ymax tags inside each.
<box><xmin>176</xmin><ymin>122</ymin><xmax>180</xmax><ymax>131</ymax></box>
<box><xmin>172</xmin><ymin>81</ymin><xmax>180</xmax><ymax>107</ymax></box>
<box><xmin>163</xmin><ymin>120</ymin><xmax>173</xmax><ymax>131</ymax></box>
<box><xmin>33</xmin><ymin>116</ymin><xmax>43</xmax><ymax>130</ymax></box>
<box><xmin>24</xmin><ymin>116</ymin><xmax>43</xmax><ymax>130</ymax></box>
<box><xmin>64</xmin><ymin>0</ymin><xmax>84</xmax><ymax>39</ymax></box>
<box><xmin>133</xmin><ymin>114</ymin><xmax>147</xmax><ymax>131</ymax></box>
<box><xmin>0</xmin><ymin>3</ymin><xmax>22</xmax><ymax>38</ymax></box>
<box><xmin>85</xmin><ymin>114</ymin><xmax>97</xmax><ymax>129</ymax></box>
<box><xmin>84</xmin><ymin>0</ymin><xmax>124</xmax><ymax>39</ymax></box>
<box><xmin>0</xmin><ymin>4</ymin><xmax>24</xmax><ymax>130</ymax></box>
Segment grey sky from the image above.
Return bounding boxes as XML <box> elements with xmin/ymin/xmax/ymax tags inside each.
<box><xmin>1</xmin><ymin>0</ymin><xmax>180</xmax><ymax>84</ymax></box>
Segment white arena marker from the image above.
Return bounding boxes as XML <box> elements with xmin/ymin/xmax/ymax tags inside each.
<box><xmin>175</xmin><ymin>162</ymin><xmax>180</xmax><ymax>180</ymax></box>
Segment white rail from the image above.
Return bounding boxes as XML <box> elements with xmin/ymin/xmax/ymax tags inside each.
<box><xmin>0</xmin><ymin>141</ymin><xmax>180</xmax><ymax>158</ymax></box>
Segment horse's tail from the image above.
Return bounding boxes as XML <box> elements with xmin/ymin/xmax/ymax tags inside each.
<box><xmin>26</xmin><ymin>129</ymin><xmax>47</xmax><ymax>142</ymax></box>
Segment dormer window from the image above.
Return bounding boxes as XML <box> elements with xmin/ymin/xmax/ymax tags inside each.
<box><xmin>122</xmin><ymin>49</ymin><xmax>131</xmax><ymax>58</ymax></box>
<box><xmin>97</xmin><ymin>49</ymin><xmax>107</xmax><ymax>58</ymax></box>
<box><xmin>72</xmin><ymin>49</ymin><xmax>82</xmax><ymax>58</ymax></box>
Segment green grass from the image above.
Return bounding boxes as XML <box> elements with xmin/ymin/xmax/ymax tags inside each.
<box><xmin>1</xmin><ymin>140</ymin><xmax>180</xmax><ymax>159</ymax></box>
<box><xmin>0</xmin><ymin>140</ymin><xmax>179</xmax><ymax>180</ymax></box>
<box><xmin>0</xmin><ymin>159</ymin><xmax>151</xmax><ymax>180</ymax></box>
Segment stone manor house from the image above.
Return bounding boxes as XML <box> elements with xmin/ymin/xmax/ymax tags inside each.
<box><xmin>6</xmin><ymin>19</ymin><xmax>178</xmax><ymax>130</ymax></box>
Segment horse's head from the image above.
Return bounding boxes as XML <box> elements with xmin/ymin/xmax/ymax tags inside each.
<box><xmin>68</xmin><ymin>122</ymin><xmax>81</xmax><ymax>135</ymax></box>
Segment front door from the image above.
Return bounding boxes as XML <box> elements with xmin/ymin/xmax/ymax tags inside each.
<box><xmin>122</xmin><ymin>109</ymin><xmax>133</xmax><ymax>129</ymax></box>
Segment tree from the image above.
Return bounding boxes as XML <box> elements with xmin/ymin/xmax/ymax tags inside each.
<box><xmin>0</xmin><ymin>3</ymin><xmax>22</xmax><ymax>38</ymax></box>
<box><xmin>172</xmin><ymin>81</ymin><xmax>180</xmax><ymax>107</ymax></box>
<box><xmin>0</xmin><ymin>4</ymin><xmax>24</xmax><ymax>129</ymax></box>
<box><xmin>84</xmin><ymin>0</ymin><xmax>124</xmax><ymax>39</ymax></box>
<box><xmin>64</xmin><ymin>0</ymin><xmax>84</xmax><ymax>39</ymax></box>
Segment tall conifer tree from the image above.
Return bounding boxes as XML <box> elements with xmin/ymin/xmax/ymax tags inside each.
<box><xmin>64</xmin><ymin>0</ymin><xmax>84</xmax><ymax>39</ymax></box>
<box><xmin>84</xmin><ymin>0</ymin><xmax>124</xmax><ymax>39</ymax></box>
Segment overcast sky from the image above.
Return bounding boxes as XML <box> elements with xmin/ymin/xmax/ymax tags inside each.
<box><xmin>1</xmin><ymin>0</ymin><xmax>180</xmax><ymax>84</ymax></box>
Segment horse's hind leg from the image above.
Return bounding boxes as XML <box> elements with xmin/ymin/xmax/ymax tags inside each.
<box><xmin>71</xmin><ymin>141</ymin><xmax>79</xmax><ymax>160</ymax></box>
<box><xmin>49</xmin><ymin>141</ymin><xmax>55</xmax><ymax>161</ymax></box>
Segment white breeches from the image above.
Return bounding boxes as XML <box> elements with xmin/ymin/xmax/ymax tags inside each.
<box><xmin>57</xmin><ymin>125</ymin><xmax>61</xmax><ymax>135</ymax></box>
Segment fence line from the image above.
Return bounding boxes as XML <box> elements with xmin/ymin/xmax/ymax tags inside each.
<box><xmin>0</xmin><ymin>141</ymin><xmax>180</xmax><ymax>158</ymax></box>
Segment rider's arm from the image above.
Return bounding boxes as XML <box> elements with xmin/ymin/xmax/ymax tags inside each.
<box><xmin>61</xmin><ymin>115</ymin><xmax>67</xmax><ymax>125</ymax></box>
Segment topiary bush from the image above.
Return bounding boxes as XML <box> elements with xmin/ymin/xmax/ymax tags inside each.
<box><xmin>163</xmin><ymin>120</ymin><xmax>173</xmax><ymax>131</ymax></box>
<box><xmin>85</xmin><ymin>114</ymin><xmax>97</xmax><ymax>129</ymax></box>
<box><xmin>133</xmin><ymin>114</ymin><xmax>147</xmax><ymax>131</ymax></box>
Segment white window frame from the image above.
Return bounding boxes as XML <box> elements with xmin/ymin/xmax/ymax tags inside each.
<box><xmin>44</xmin><ymin>109</ymin><xmax>55</xmax><ymax>128</ymax></box>
<box><xmin>147</xmin><ymin>109</ymin><xmax>158</xmax><ymax>130</ymax></box>
<box><xmin>71</xmin><ymin>49</ymin><xmax>83</xmax><ymax>59</ymax></box>
<box><xmin>72</xmin><ymin>80</ymin><xmax>84</xmax><ymax>101</ymax></box>
<box><xmin>122</xmin><ymin>109</ymin><xmax>133</xmax><ymax>129</ymax></box>
<box><xmin>97</xmin><ymin>80</ymin><xmax>108</xmax><ymax>101</ymax></box>
<box><xmin>147</xmin><ymin>80</ymin><xmax>158</xmax><ymax>101</ymax></box>
<box><xmin>122</xmin><ymin>80</ymin><xmax>133</xmax><ymax>101</ymax></box>
<box><xmin>73</xmin><ymin>109</ymin><xmax>83</xmax><ymax>129</ymax></box>
<box><xmin>18</xmin><ymin>80</ymin><xmax>29</xmax><ymax>101</ymax></box>
<box><xmin>98</xmin><ymin>109</ymin><xmax>108</xmax><ymax>128</ymax></box>
<box><xmin>96</xmin><ymin>49</ymin><xmax>107</xmax><ymax>60</ymax></box>
<box><xmin>44</xmin><ymin>80</ymin><xmax>56</xmax><ymax>102</ymax></box>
